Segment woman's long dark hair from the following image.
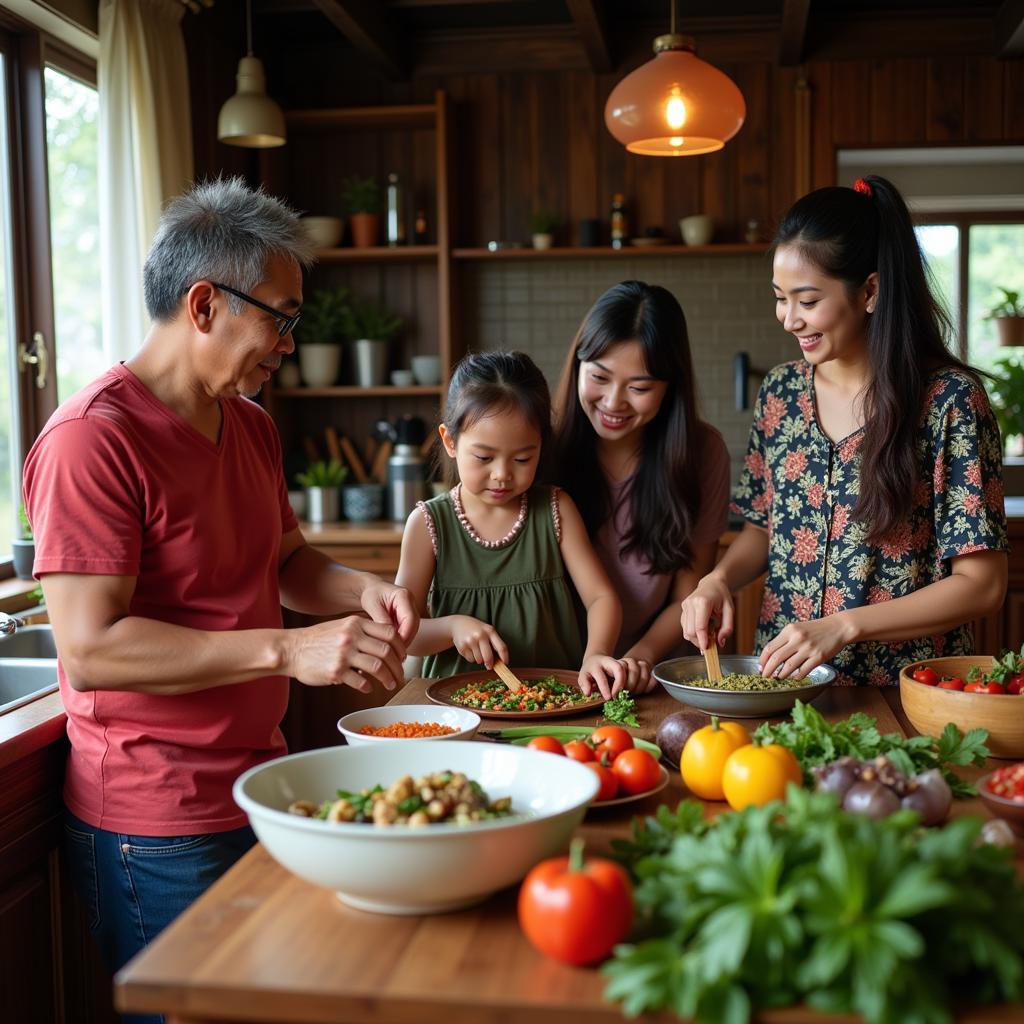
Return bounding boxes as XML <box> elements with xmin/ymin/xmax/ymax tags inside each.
<box><xmin>773</xmin><ymin>175</ymin><xmax>977</xmax><ymax>543</ymax></box>
<box><xmin>442</xmin><ymin>350</ymin><xmax>553</xmax><ymax>487</ymax></box>
<box><xmin>552</xmin><ymin>281</ymin><xmax>705</xmax><ymax>575</ymax></box>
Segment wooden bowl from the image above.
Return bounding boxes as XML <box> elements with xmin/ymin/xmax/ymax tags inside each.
<box><xmin>899</xmin><ymin>656</ymin><xmax>1024</xmax><ymax>759</ymax></box>
<box><xmin>975</xmin><ymin>770</ymin><xmax>1024</xmax><ymax>835</ymax></box>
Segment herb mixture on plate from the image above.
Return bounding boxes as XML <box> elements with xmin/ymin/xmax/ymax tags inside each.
<box><xmin>451</xmin><ymin>674</ymin><xmax>591</xmax><ymax>712</ymax></box>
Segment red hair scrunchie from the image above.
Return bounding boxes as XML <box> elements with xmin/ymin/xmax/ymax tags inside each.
<box><xmin>853</xmin><ymin>178</ymin><xmax>873</xmax><ymax>198</ymax></box>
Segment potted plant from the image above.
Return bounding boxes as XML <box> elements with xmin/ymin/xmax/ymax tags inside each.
<box><xmin>295</xmin><ymin>287</ymin><xmax>349</xmax><ymax>387</ymax></box>
<box><xmin>989</xmin><ymin>353</ymin><xmax>1024</xmax><ymax>457</ymax></box>
<box><xmin>530</xmin><ymin>210</ymin><xmax>559</xmax><ymax>250</ymax></box>
<box><xmin>984</xmin><ymin>287</ymin><xmax>1024</xmax><ymax>347</ymax></box>
<box><xmin>12</xmin><ymin>504</ymin><xmax>34</xmax><ymax>580</ymax></box>
<box><xmin>342</xmin><ymin>176</ymin><xmax>382</xmax><ymax>248</ymax></box>
<box><xmin>295</xmin><ymin>459</ymin><xmax>348</xmax><ymax>524</ymax></box>
<box><xmin>343</xmin><ymin>296</ymin><xmax>403</xmax><ymax>388</ymax></box>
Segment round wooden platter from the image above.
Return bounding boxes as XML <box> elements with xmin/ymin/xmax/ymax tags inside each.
<box><xmin>425</xmin><ymin>667</ymin><xmax>605</xmax><ymax>719</ymax></box>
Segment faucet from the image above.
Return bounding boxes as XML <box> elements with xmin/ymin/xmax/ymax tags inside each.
<box><xmin>0</xmin><ymin>613</ymin><xmax>25</xmax><ymax>636</ymax></box>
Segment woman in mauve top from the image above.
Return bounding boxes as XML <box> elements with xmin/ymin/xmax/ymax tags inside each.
<box><xmin>553</xmin><ymin>281</ymin><xmax>730</xmax><ymax>694</ymax></box>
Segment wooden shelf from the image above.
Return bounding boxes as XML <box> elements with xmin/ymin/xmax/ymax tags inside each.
<box><xmin>452</xmin><ymin>243</ymin><xmax>770</xmax><ymax>259</ymax></box>
<box><xmin>286</xmin><ymin>105</ymin><xmax>437</xmax><ymax>131</ymax></box>
<box><xmin>273</xmin><ymin>386</ymin><xmax>444</xmax><ymax>398</ymax></box>
<box><xmin>314</xmin><ymin>245</ymin><xmax>439</xmax><ymax>263</ymax></box>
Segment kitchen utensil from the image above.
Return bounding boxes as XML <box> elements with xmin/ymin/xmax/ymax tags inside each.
<box><xmin>652</xmin><ymin>655</ymin><xmax>835</xmax><ymax>718</ymax></box>
<box><xmin>302</xmin><ymin>436</ymin><xmax>320</xmax><ymax>463</ymax></box>
<box><xmin>370</xmin><ymin>441</ymin><xmax>392</xmax><ymax>485</ymax></box>
<box><xmin>702</xmin><ymin>625</ymin><xmax>723</xmax><ymax>682</ymax></box>
<box><xmin>337</xmin><ymin>705</ymin><xmax>480</xmax><ymax>746</ymax></box>
<box><xmin>492</xmin><ymin>660</ymin><xmax>523</xmax><ymax>693</ymax></box>
<box><xmin>387</xmin><ymin>416</ymin><xmax>428</xmax><ymax>520</ymax></box>
<box><xmin>425</xmin><ymin>668</ymin><xmax>604</xmax><ymax>719</ymax></box>
<box><xmin>324</xmin><ymin>425</ymin><xmax>343</xmax><ymax>464</ymax></box>
<box><xmin>339</xmin><ymin>435</ymin><xmax>369</xmax><ymax>483</ymax></box>
<box><xmin>233</xmin><ymin>741</ymin><xmax>598</xmax><ymax>915</ymax></box>
<box><xmin>899</xmin><ymin>656</ymin><xmax>1024</xmax><ymax>758</ymax></box>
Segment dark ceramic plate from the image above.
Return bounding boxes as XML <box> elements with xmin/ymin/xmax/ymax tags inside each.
<box><xmin>425</xmin><ymin>668</ymin><xmax>604</xmax><ymax>720</ymax></box>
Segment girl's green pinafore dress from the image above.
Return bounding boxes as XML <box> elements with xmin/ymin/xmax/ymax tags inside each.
<box><xmin>420</xmin><ymin>485</ymin><xmax>584</xmax><ymax>678</ymax></box>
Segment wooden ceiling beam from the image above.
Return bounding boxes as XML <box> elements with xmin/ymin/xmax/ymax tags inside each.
<box><xmin>565</xmin><ymin>0</ymin><xmax>612</xmax><ymax>72</ymax></box>
<box><xmin>995</xmin><ymin>0</ymin><xmax>1024</xmax><ymax>57</ymax></box>
<box><xmin>778</xmin><ymin>0</ymin><xmax>811</xmax><ymax>66</ymax></box>
<box><xmin>309</xmin><ymin>0</ymin><xmax>405</xmax><ymax>79</ymax></box>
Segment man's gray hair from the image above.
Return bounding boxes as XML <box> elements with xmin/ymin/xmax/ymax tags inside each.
<box><xmin>143</xmin><ymin>177</ymin><xmax>315</xmax><ymax>321</ymax></box>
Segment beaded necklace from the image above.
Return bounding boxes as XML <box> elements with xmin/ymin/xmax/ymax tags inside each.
<box><xmin>451</xmin><ymin>484</ymin><xmax>528</xmax><ymax>549</ymax></box>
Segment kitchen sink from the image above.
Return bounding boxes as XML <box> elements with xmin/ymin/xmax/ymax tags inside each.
<box><xmin>0</xmin><ymin>625</ymin><xmax>59</xmax><ymax>714</ymax></box>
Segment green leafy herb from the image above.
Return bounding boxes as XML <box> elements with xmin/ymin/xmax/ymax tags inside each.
<box><xmin>603</xmin><ymin>690</ymin><xmax>640</xmax><ymax>727</ymax></box>
<box><xmin>603</xmin><ymin>788</ymin><xmax>1024</xmax><ymax>1024</ymax></box>
<box><xmin>752</xmin><ymin>700</ymin><xmax>988</xmax><ymax>797</ymax></box>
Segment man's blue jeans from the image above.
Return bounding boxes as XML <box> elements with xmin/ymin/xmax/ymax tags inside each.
<box><xmin>63</xmin><ymin>810</ymin><xmax>256</xmax><ymax>1024</ymax></box>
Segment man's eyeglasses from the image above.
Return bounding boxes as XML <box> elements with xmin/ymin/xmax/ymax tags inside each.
<box><xmin>211</xmin><ymin>282</ymin><xmax>301</xmax><ymax>338</ymax></box>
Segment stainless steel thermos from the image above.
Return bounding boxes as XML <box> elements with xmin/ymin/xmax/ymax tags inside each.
<box><xmin>387</xmin><ymin>415</ymin><xmax>427</xmax><ymax>521</ymax></box>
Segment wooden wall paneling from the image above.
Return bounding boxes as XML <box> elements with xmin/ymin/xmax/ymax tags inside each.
<box><xmin>631</xmin><ymin>146</ymin><xmax>666</xmax><ymax>241</ymax></box>
<box><xmin>770</xmin><ymin>65</ymin><xmax>800</xmax><ymax>221</ymax></box>
<box><xmin>663</xmin><ymin>145</ymin><xmax>703</xmax><ymax>239</ymax></box>
<box><xmin>565</xmin><ymin>71</ymin><xmax>599</xmax><ymax>244</ymax></box>
<box><xmin>529</xmin><ymin>73</ymin><xmax>568</xmax><ymax>239</ymax></box>
<box><xmin>869</xmin><ymin>58</ymin><xmax>926</xmax><ymax>143</ymax></box>
<box><xmin>963</xmin><ymin>56</ymin><xmax>1005</xmax><ymax>141</ymax></box>
<box><xmin>733</xmin><ymin>62</ymin><xmax>772</xmax><ymax>238</ymax></box>
<box><xmin>597</xmin><ymin>72</ymin><xmax>627</xmax><ymax>235</ymax></box>
<box><xmin>1003</xmin><ymin>60</ymin><xmax>1024</xmax><ymax>139</ymax></box>
<box><xmin>926</xmin><ymin>57</ymin><xmax>965</xmax><ymax>141</ymax></box>
<box><xmin>454</xmin><ymin>75</ymin><xmax>501</xmax><ymax>247</ymax></box>
<box><xmin>828</xmin><ymin>61</ymin><xmax>871</xmax><ymax>155</ymax></box>
<box><xmin>500</xmin><ymin>74</ymin><xmax>533</xmax><ymax>241</ymax></box>
<box><xmin>807</xmin><ymin>61</ymin><xmax>835</xmax><ymax>190</ymax></box>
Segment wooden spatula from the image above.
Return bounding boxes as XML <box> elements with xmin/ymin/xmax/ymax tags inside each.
<box><xmin>492</xmin><ymin>660</ymin><xmax>523</xmax><ymax>693</ymax></box>
<box><xmin>702</xmin><ymin>624</ymin><xmax>723</xmax><ymax>682</ymax></box>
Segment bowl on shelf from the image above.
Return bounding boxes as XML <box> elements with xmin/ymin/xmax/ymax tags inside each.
<box><xmin>974</xmin><ymin>769</ymin><xmax>1024</xmax><ymax>834</ymax></box>
<box><xmin>337</xmin><ymin>704</ymin><xmax>480</xmax><ymax>746</ymax></box>
<box><xmin>299</xmin><ymin>216</ymin><xmax>343</xmax><ymax>248</ymax></box>
<box><xmin>652</xmin><ymin>655</ymin><xmax>835</xmax><ymax>718</ymax></box>
<box><xmin>899</xmin><ymin>656</ymin><xmax>1024</xmax><ymax>758</ymax></box>
<box><xmin>390</xmin><ymin>369</ymin><xmax>415</xmax><ymax>387</ymax></box>
<box><xmin>232</xmin><ymin>741</ymin><xmax>598</xmax><ymax>915</ymax></box>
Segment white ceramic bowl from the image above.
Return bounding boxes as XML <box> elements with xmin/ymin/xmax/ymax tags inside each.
<box><xmin>300</xmin><ymin>216</ymin><xmax>343</xmax><ymax>248</ymax></box>
<box><xmin>338</xmin><ymin>704</ymin><xmax>480</xmax><ymax>745</ymax></box>
<box><xmin>233</xmin><ymin>741</ymin><xmax>599</xmax><ymax>915</ymax></box>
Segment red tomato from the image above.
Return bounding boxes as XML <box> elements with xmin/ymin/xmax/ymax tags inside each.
<box><xmin>518</xmin><ymin>838</ymin><xmax>632</xmax><ymax>965</ymax></box>
<box><xmin>1006</xmin><ymin>674</ymin><xmax>1024</xmax><ymax>695</ymax></box>
<box><xmin>938</xmin><ymin>677</ymin><xmax>965</xmax><ymax>690</ymax></box>
<box><xmin>964</xmin><ymin>680</ymin><xmax>983</xmax><ymax>692</ymax></box>
<box><xmin>586</xmin><ymin>760</ymin><xmax>619</xmax><ymax>801</ymax></box>
<box><xmin>911</xmin><ymin>666</ymin><xmax>939</xmax><ymax>686</ymax></box>
<box><xmin>611</xmin><ymin>748</ymin><xmax>662</xmax><ymax>795</ymax></box>
<box><xmin>975</xmin><ymin>681</ymin><xmax>1006</xmax><ymax>694</ymax></box>
<box><xmin>527</xmin><ymin>736</ymin><xmax>565</xmax><ymax>755</ymax></box>
<box><xmin>590</xmin><ymin>725</ymin><xmax>634</xmax><ymax>763</ymax></box>
<box><xmin>563</xmin><ymin>739</ymin><xmax>595</xmax><ymax>763</ymax></box>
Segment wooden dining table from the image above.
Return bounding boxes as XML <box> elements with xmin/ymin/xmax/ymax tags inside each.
<box><xmin>115</xmin><ymin>680</ymin><xmax>1022</xmax><ymax>1024</ymax></box>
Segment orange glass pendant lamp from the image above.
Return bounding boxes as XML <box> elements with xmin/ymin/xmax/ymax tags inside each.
<box><xmin>604</xmin><ymin>2</ymin><xmax>745</xmax><ymax>156</ymax></box>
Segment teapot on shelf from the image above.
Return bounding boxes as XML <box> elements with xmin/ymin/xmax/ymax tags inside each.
<box><xmin>382</xmin><ymin>415</ymin><xmax>428</xmax><ymax>521</ymax></box>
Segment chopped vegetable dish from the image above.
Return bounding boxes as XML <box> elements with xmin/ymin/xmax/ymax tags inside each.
<box><xmin>358</xmin><ymin>722</ymin><xmax>457</xmax><ymax>738</ymax></box>
<box><xmin>687</xmin><ymin>672</ymin><xmax>817</xmax><ymax>691</ymax></box>
<box><xmin>450</xmin><ymin>675</ymin><xmax>591</xmax><ymax>712</ymax></box>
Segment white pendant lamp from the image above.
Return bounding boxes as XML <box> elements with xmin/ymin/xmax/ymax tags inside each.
<box><xmin>604</xmin><ymin>0</ymin><xmax>745</xmax><ymax>156</ymax></box>
<box><xmin>217</xmin><ymin>0</ymin><xmax>286</xmax><ymax>148</ymax></box>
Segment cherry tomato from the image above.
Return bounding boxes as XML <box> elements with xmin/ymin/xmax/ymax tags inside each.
<box><xmin>964</xmin><ymin>680</ymin><xmax>983</xmax><ymax>692</ymax></box>
<box><xmin>586</xmin><ymin>760</ymin><xmax>619</xmax><ymax>801</ymax></box>
<box><xmin>974</xmin><ymin>681</ymin><xmax>1006</xmax><ymax>694</ymax></box>
<box><xmin>937</xmin><ymin>677</ymin><xmax>965</xmax><ymax>690</ymax></box>
<box><xmin>911</xmin><ymin>666</ymin><xmax>939</xmax><ymax>686</ymax></box>
<box><xmin>563</xmin><ymin>739</ymin><xmax>596</xmax><ymax>763</ymax></box>
<box><xmin>527</xmin><ymin>736</ymin><xmax>565</xmax><ymax>755</ymax></box>
<box><xmin>518</xmin><ymin>838</ymin><xmax>632</xmax><ymax>965</ymax></box>
<box><xmin>590</xmin><ymin>725</ymin><xmax>634</xmax><ymax>763</ymax></box>
<box><xmin>1008</xmin><ymin>673</ymin><xmax>1024</xmax><ymax>696</ymax></box>
<box><xmin>611</xmin><ymin>748</ymin><xmax>662</xmax><ymax>795</ymax></box>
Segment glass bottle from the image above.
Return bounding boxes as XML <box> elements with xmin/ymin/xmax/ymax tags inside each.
<box><xmin>386</xmin><ymin>172</ymin><xmax>406</xmax><ymax>246</ymax></box>
<box><xmin>610</xmin><ymin>193</ymin><xmax>627</xmax><ymax>249</ymax></box>
<box><xmin>414</xmin><ymin>209</ymin><xmax>428</xmax><ymax>245</ymax></box>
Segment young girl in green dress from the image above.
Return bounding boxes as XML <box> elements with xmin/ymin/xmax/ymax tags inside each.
<box><xmin>396</xmin><ymin>350</ymin><xmax>626</xmax><ymax>698</ymax></box>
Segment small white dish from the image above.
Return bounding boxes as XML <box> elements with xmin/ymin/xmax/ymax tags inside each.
<box><xmin>390</xmin><ymin>369</ymin><xmax>415</xmax><ymax>387</ymax></box>
<box><xmin>338</xmin><ymin>704</ymin><xmax>480</xmax><ymax>745</ymax></box>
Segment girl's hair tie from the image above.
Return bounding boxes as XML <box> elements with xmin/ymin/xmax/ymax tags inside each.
<box><xmin>853</xmin><ymin>178</ymin><xmax>874</xmax><ymax>198</ymax></box>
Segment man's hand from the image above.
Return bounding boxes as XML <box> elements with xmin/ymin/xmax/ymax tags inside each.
<box><xmin>288</xmin><ymin>617</ymin><xmax>408</xmax><ymax>693</ymax></box>
<box><xmin>359</xmin><ymin>579</ymin><xmax>419</xmax><ymax>645</ymax></box>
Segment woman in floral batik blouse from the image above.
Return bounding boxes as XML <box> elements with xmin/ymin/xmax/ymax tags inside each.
<box><xmin>681</xmin><ymin>175</ymin><xmax>1008</xmax><ymax>686</ymax></box>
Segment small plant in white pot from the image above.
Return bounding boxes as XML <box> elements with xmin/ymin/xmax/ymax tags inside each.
<box><xmin>530</xmin><ymin>210</ymin><xmax>559</xmax><ymax>250</ymax></box>
<box><xmin>344</xmin><ymin>297</ymin><xmax>403</xmax><ymax>388</ymax></box>
<box><xmin>295</xmin><ymin>288</ymin><xmax>349</xmax><ymax>387</ymax></box>
<box><xmin>985</xmin><ymin>287</ymin><xmax>1024</xmax><ymax>347</ymax></box>
<box><xmin>295</xmin><ymin>459</ymin><xmax>348</xmax><ymax>524</ymax></box>
<box><xmin>12</xmin><ymin>504</ymin><xmax>34</xmax><ymax>580</ymax></box>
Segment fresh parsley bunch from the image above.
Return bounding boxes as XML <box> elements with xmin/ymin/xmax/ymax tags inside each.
<box><xmin>603</xmin><ymin>690</ymin><xmax>640</xmax><ymax>727</ymax></box>
<box><xmin>753</xmin><ymin>700</ymin><xmax>989</xmax><ymax>797</ymax></box>
<box><xmin>604</xmin><ymin>788</ymin><xmax>1024</xmax><ymax>1024</ymax></box>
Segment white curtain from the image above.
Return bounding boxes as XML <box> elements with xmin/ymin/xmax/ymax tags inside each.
<box><xmin>98</xmin><ymin>0</ymin><xmax>193</xmax><ymax>362</ymax></box>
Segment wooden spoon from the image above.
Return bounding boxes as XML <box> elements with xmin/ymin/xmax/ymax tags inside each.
<box><xmin>492</xmin><ymin>660</ymin><xmax>524</xmax><ymax>693</ymax></box>
<box><xmin>702</xmin><ymin>624</ymin><xmax>723</xmax><ymax>683</ymax></box>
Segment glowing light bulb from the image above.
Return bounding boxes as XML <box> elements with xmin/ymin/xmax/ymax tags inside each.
<box><xmin>669</xmin><ymin>137</ymin><xmax>684</xmax><ymax>148</ymax></box>
<box><xmin>666</xmin><ymin>93</ymin><xmax>686</xmax><ymax>130</ymax></box>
